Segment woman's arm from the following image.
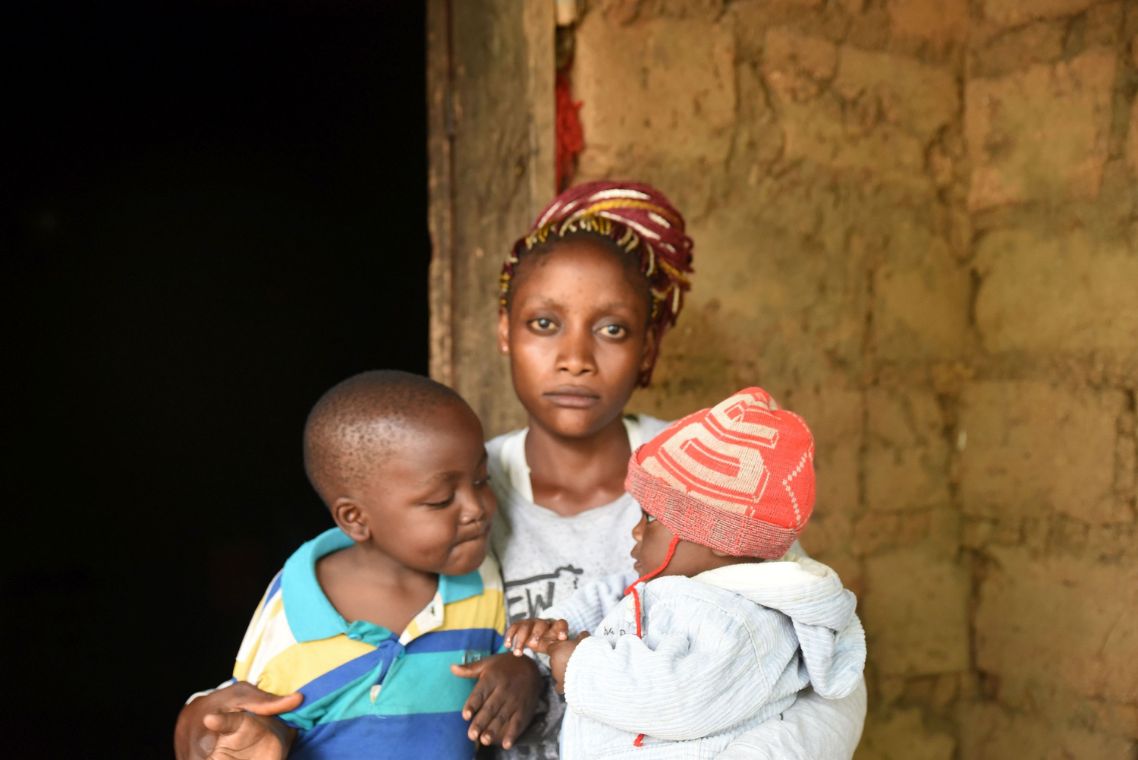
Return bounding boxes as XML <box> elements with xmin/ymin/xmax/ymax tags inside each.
<box><xmin>718</xmin><ymin>678</ymin><xmax>868</xmax><ymax>760</ymax></box>
<box><xmin>173</xmin><ymin>682</ymin><xmax>299</xmax><ymax>760</ymax></box>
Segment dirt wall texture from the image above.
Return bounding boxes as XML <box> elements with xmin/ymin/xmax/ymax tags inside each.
<box><xmin>560</xmin><ymin>0</ymin><xmax>1137</xmax><ymax>757</ymax></box>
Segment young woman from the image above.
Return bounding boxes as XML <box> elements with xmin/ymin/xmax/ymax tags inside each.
<box><xmin>175</xmin><ymin>182</ymin><xmax>865</xmax><ymax>760</ymax></box>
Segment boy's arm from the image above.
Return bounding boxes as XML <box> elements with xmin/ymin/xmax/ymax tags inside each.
<box><xmin>450</xmin><ymin>652</ymin><xmax>543</xmax><ymax>749</ymax></box>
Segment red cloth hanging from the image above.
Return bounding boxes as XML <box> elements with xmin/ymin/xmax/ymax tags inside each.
<box><xmin>555</xmin><ymin>69</ymin><xmax>584</xmax><ymax>191</ymax></box>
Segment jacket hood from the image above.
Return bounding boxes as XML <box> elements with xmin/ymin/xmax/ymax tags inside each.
<box><xmin>694</xmin><ymin>554</ymin><xmax>866</xmax><ymax>699</ymax></box>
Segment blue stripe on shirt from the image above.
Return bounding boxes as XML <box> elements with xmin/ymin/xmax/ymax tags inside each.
<box><xmin>290</xmin><ymin>710</ymin><xmax>475</xmax><ymax>760</ymax></box>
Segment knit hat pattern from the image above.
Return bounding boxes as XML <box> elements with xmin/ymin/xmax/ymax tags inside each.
<box><xmin>625</xmin><ymin>387</ymin><xmax>815</xmax><ymax>559</ymax></box>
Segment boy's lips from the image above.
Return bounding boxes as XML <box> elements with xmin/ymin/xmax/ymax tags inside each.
<box><xmin>455</xmin><ymin>521</ymin><xmax>492</xmax><ymax>546</ymax></box>
<box><xmin>543</xmin><ymin>385</ymin><xmax>600</xmax><ymax>408</ymax></box>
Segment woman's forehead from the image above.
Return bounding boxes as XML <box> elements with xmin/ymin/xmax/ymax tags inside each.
<box><xmin>511</xmin><ymin>242</ymin><xmax>650</xmax><ymax>306</ymax></box>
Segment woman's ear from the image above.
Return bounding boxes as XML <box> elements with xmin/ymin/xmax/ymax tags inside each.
<box><xmin>639</xmin><ymin>329</ymin><xmax>658</xmax><ymax>373</ymax></box>
<box><xmin>497</xmin><ymin>309</ymin><xmax>511</xmax><ymax>354</ymax></box>
<box><xmin>332</xmin><ymin>498</ymin><xmax>370</xmax><ymax>542</ymax></box>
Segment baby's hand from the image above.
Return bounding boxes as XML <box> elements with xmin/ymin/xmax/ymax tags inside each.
<box><xmin>547</xmin><ymin>631</ymin><xmax>589</xmax><ymax>693</ymax></box>
<box><xmin>505</xmin><ymin>617</ymin><xmax>569</xmax><ymax>655</ymax></box>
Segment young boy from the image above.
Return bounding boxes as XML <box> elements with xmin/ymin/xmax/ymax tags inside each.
<box><xmin>230</xmin><ymin>370</ymin><xmax>523</xmax><ymax>759</ymax></box>
<box><xmin>506</xmin><ymin>387</ymin><xmax>866</xmax><ymax>758</ymax></box>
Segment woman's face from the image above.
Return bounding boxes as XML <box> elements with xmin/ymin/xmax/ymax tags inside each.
<box><xmin>498</xmin><ymin>238</ymin><xmax>655</xmax><ymax>441</ymax></box>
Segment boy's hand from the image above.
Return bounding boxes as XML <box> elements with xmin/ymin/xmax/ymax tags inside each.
<box><xmin>505</xmin><ymin>617</ymin><xmax>569</xmax><ymax>655</ymax></box>
<box><xmin>450</xmin><ymin>652</ymin><xmax>541</xmax><ymax>750</ymax></box>
<box><xmin>546</xmin><ymin>631</ymin><xmax>589</xmax><ymax>694</ymax></box>
<box><xmin>174</xmin><ymin>681</ymin><xmax>300</xmax><ymax>760</ymax></box>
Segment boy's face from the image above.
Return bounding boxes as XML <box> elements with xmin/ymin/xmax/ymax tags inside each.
<box><xmin>630</xmin><ymin>510</ymin><xmax>728</xmax><ymax>578</ymax></box>
<box><xmin>498</xmin><ymin>238</ymin><xmax>655</xmax><ymax>441</ymax></box>
<box><xmin>351</xmin><ymin>401</ymin><xmax>496</xmax><ymax>577</ymax></box>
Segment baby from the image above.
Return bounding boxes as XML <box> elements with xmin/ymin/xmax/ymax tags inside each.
<box><xmin>506</xmin><ymin>387</ymin><xmax>866</xmax><ymax>758</ymax></box>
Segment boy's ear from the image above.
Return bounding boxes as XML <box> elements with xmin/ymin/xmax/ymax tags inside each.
<box><xmin>331</xmin><ymin>497</ymin><xmax>371</xmax><ymax>542</ymax></box>
<box><xmin>497</xmin><ymin>309</ymin><xmax>510</xmax><ymax>354</ymax></box>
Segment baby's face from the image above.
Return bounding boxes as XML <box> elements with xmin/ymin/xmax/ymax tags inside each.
<box><xmin>630</xmin><ymin>510</ymin><xmax>731</xmax><ymax>578</ymax></box>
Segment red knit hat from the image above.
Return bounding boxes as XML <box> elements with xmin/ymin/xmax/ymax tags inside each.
<box><xmin>625</xmin><ymin>387</ymin><xmax>815</xmax><ymax>560</ymax></box>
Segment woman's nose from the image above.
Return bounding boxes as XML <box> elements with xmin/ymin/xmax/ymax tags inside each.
<box><xmin>557</xmin><ymin>326</ymin><xmax>596</xmax><ymax>375</ymax></box>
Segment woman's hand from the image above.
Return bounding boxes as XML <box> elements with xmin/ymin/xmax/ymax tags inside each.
<box><xmin>173</xmin><ymin>681</ymin><xmax>300</xmax><ymax>760</ymax></box>
<box><xmin>450</xmin><ymin>652</ymin><xmax>542</xmax><ymax>750</ymax></box>
<box><xmin>546</xmin><ymin>631</ymin><xmax>589</xmax><ymax>694</ymax></box>
<box><xmin>504</xmin><ymin>617</ymin><xmax>569</xmax><ymax>655</ymax></box>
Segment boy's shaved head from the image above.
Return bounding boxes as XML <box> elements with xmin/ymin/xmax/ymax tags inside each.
<box><xmin>303</xmin><ymin>370</ymin><xmax>467</xmax><ymax>506</ymax></box>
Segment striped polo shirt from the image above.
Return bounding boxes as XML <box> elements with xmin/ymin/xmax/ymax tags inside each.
<box><xmin>233</xmin><ymin>528</ymin><xmax>506</xmax><ymax>759</ymax></box>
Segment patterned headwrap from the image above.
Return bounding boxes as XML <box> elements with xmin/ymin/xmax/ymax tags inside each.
<box><xmin>499</xmin><ymin>181</ymin><xmax>695</xmax><ymax>386</ymax></box>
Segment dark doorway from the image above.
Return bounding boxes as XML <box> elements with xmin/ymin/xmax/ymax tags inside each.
<box><xmin>5</xmin><ymin>1</ymin><xmax>427</xmax><ymax>754</ymax></box>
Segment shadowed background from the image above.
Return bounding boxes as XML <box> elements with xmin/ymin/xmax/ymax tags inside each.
<box><xmin>5</xmin><ymin>2</ymin><xmax>426</xmax><ymax>755</ymax></box>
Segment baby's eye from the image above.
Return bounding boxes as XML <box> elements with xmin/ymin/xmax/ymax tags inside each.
<box><xmin>424</xmin><ymin>495</ymin><xmax>456</xmax><ymax>509</ymax></box>
<box><xmin>474</xmin><ymin>474</ymin><xmax>491</xmax><ymax>487</ymax></box>
<box><xmin>598</xmin><ymin>323</ymin><xmax>627</xmax><ymax>338</ymax></box>
<box><xmin>644</xmin><ymin>513</ymin><xmax>655</xmax><ymax>523</ymax></box>
<box><xmin>527</xmin><ymin>317</ymin><xmax>557</xmax><ymax>333</ymax></box>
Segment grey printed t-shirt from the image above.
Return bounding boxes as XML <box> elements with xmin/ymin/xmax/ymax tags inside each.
<box><xmin>485</xmin><ymin>415</ymin><xmax>670</xmax><ymax>759</ymax></box>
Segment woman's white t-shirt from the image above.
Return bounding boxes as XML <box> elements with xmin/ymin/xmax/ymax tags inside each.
<box><xmin>487</xmin><ymin>415</ymin><xmax>671</xmax><ymax>624</ymax></box>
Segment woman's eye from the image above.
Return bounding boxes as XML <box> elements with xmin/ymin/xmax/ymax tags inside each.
<box><xmin>599</xmin><ymin>324</ymin><xmax>627</xmax><ymax>338</ymax></box>
<box><xmin>527</xmin><ymin>317</ymin><xmax>556</xmax><ymax>333</ymax></box>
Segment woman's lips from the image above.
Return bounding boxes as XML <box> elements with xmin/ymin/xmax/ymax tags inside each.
<box><xmin>543</xmin><ymin>386</ymin><xmax>600</xmax><ymax>408</ymax></box>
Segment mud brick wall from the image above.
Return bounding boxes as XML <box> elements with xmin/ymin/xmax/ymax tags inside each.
<box><xmin>563</xmin><ymin>1</ymin><xmax>1138</xmax><ymax>756</ymax></box>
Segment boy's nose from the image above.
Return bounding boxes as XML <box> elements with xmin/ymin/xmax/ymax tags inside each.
<box><xmin>460</xmin><ymin>491</ymin><xmax>488</xmax><ymax>524</ymax></box>
<box><xmin>631</xmin><ymin>513</ymin><xmax>647</xmax><ymax>540</ymax></box>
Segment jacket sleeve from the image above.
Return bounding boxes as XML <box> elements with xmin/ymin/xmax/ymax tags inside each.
<box><xmin>545</xmin><ymin>571</ymin><xmax>639</xmax><ymax>636</ymax></box>
<box><xmin>561</xmin><ymin>598</ymin><xmax>787</xmax><ymax>740</ymax></box>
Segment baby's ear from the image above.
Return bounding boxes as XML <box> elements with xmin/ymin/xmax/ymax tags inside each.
<box><xmin>332</xmin><ymin>498</ymin><xmax>370</xmax><ymax>542</ymax></box>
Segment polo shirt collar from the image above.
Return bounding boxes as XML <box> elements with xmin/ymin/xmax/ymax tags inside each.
<box><xmin>281</xmin><ymin>527</ymin><xmax>486</xmax><ymax>643</ymax></box>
